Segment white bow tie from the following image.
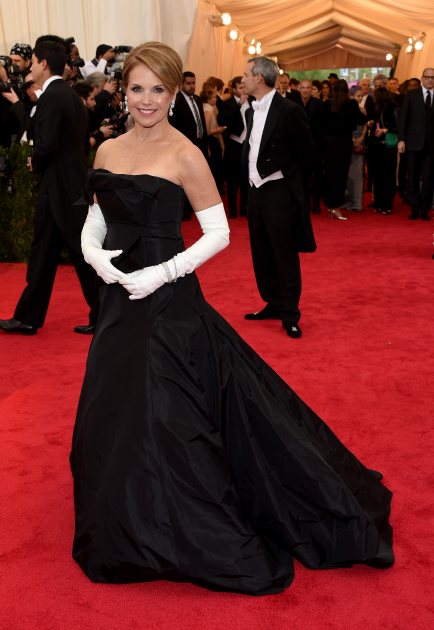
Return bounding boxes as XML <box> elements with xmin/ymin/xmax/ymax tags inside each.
<box><xmin>252</xmin><ymin>99</ymin><xmax>267</xmax><ymax>112</ymax></box>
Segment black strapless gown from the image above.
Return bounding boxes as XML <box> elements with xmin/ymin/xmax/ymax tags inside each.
<box><xmin>70</xmin><ymin>169</ymin><xmax>394</xmax><ymax>595</ymax></box>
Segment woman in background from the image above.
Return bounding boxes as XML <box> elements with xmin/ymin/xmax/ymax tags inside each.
<box><xmin>321</xmin><ymin>79</ymin><xmax>367</xmax><ymax>219</ymax></box>
<box><xmin>200</xmin><ymin>83</ymin><xmax>226</xmax><ymax>194</ymax></box>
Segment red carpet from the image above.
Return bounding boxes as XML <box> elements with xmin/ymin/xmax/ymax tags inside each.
<box><xmin>1</xmin><ymin>199</ymin><xmax>433</xmax><ymax>629</ymax></box>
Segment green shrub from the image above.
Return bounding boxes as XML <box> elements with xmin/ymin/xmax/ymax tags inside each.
<box><xmin>0</xmin><ymin>144</ymin><xmax>36</xmax><ymax>262</ymax></box>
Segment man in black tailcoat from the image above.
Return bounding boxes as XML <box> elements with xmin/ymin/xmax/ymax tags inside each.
<box><xmin>0</xmin><ymin>40</ymin><xmax>99</xmax><ymax>335</ymax></box>
<box><xmin>241</xmin><ymin>56</ymin><xmax>316</xmax><ymax>338</ymax></box>
<box><xmin>398</xmin><ymin>67</ymin><xmax>434</xmax><ymax>220</ymax></box>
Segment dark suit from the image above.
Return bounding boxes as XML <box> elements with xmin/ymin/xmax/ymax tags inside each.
<box><xmin>218</xmin><ymin>96</ymin><xmax>248</xmax><ymax>216</ymax></box>
<box><xmin>170</xmin><ymin>91</ymin><xmax>208</xmax><ymax>157</ymax></box>
<box><xmin>302</xmin><ymin>97</ymin><xmax>323</xmax><ymax>211</ymax></box>
<box><xmin>170</xmin><ymin>91</ymin><xmax>208</xmax><ymax>219</ymax></box>
<box><xmin>398</xmin><ymin>86</ymin><xmax>434</xmax><ymax>217</ymax></box>
<box><xmin>14</xmin><ymin>78</ymin><xmax>99</xmax><ymax>328</ymax></box>
<box><xmin>242</xmin><ymin>92</ymin><xmax>315</xmax><ymax>325</ymax></box>
<box><xmin>282</xmin><ymin>90</ymin><xmax>302</xmax><ymax>106</ymax></box>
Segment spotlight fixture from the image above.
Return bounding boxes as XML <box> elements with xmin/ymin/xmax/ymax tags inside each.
<box><xmin>209</xmin><ymin>12</ymin><xmax>232</xmax><ymax>26</ymax></box>
<box><xmin>385</xmin><ymin>53</ymin><xmax>393</xmax><ymax>61</ymax></box>
<box><xmin>404</xmin><ymin>32</ymin><xmax>425</xmax><ymax>54</ymax></box>
<box><xmin>247</xmin><ymin>44</ymin><xmax>256</xmax><ymax>55</ymax></box>
<box><xmin>255</xmin><ymin>42</ymin><xmax>262</xmax><ymax>54</ymax></box>
<box><xmin>228</xmin><ymin>29</ymin><xmax>239</xmax><ymax>41</ymax></box>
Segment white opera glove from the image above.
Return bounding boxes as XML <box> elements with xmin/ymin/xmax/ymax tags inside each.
<box><xmin>81</xmin><ymin>203</ymin><xmax>125</xmax><ymax>284</ymax></box>
<box><xmin>120</xmin><ymin>202</ymin><xmax>229</xmax><ymax>300</ymax></box>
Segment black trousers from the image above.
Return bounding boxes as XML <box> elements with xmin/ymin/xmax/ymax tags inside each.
<box><xmin>223</xmin><ymin>139</ymin><xmax>247</xmax><ymax>217</ymax></box>
<box><xmin>406</xmin><ymin>147</ymin><xmax>434</xmax><ymax>215</ymax></box>
<box><xmin>322</xmin><ymin>135</ymin><xmax>352</xmax><ymax>208</ymax></box>
<box><xmin>247</xmin><ymin>179</ymin><xmax>301</xmax><ymax>324</ymax></box>
<box><xmin>14</xmin><ymin>193</ymin><xmax>99</xmax><ymax>328</ymax></box>
<box><xmin>370</xmin><ymin>143</ymin><xmax>397</xmax><ymax>210</ymax></box>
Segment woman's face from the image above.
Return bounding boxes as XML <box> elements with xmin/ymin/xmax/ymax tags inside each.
<box><xmin>353</xmin><ymin>89</ymin><xmax>363</xmax><ymax>104</ymax></box>
<box><xmin>322</xmin><ymin>84</ymin><xmax>330</xmax><ymax>98</ymax></box>
<box><xmin>126</xmin><ymin>64</ymin><xmax>174</xmax><ymax>128</ymax></box>
<box><xmin>207</xmin><ymin>89</ymin><xmax>217</xmax><ymax>106</ymax></box>
<box><xmin>311</xmin><ymin>85</ymin><xmax>320</xmax><ymax>98</ymax></box>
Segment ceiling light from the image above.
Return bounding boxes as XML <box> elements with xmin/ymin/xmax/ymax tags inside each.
<box><xmin>229</xmin><ymin>29</ymin><xmax>238</xmax><ymax>41</ymax></box>
<box><xmin>406</xmin><ymin>44</ymin><xmax>413</xmax><ymax>53</ymax></box>
<box><xmin>385</xmin><ymin>53</ymin><xmax>393</xmax><ymax>61</ymax></box>
<box><xmin>415</xmin><ymin>40</ymin><xmax>424</xmax><ymax>51</ymax></box>
<box><xmin>221</xmin><ymin>12</ymin><xmax>231</xmax><ymax>26</ymax></box>
<box><xmin>248</xmin><ymin>44</ymin><xmax>256</xmax><ymax>55</ymax></box>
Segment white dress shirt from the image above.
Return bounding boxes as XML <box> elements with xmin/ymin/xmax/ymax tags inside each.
<box><xmin>248</xmin><ymin>89</ymin><xmax>283</xmax><ymax>188</ymax></box>
<box><xmin>81</xmin><ymin>58</ymin><xmax>108</xmax><ymax>79</ymax></box>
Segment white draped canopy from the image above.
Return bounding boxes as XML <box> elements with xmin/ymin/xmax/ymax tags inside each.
<box><xmin>0</xmin><ymin>0</ymin><xmax>433</xmax><ymax>87</ymax></box>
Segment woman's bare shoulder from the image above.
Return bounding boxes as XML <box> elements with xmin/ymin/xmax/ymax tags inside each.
<box><xmin>93</xmin><ymin>137</ymin><xmax>123</xmax><ymax>168</ymax></box>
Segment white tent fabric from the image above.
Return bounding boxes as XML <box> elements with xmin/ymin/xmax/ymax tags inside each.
<box><xmin>0</xmin><ymin>0</ymin><xmax>197</xmax><ymax>64</ymax></box>
<box><xmin>215</xmin><ymin>0</ymin><xmax>434</xmax><ymax>73</ymax></box>
<box><xmin>0</xmin><ymin>0</ymin><xmax>433</xmax><ymax>86</ymax></box>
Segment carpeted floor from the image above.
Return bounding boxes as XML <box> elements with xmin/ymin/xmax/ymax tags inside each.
<box><xmin>1</xmin><ymin>199</ymin><xmax>433</xmax><ymax>629</ymax></box>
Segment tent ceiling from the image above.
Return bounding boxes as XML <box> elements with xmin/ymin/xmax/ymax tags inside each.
<box><xmin>215</xmin><ymin>0</ymin><xmax>434</xmax><ymax>68</ymax></box>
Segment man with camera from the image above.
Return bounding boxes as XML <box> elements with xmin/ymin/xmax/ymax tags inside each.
<box><xmin>82</xmin><ymin>44</ymin><xmax>116</xmax><ymax>79</ymax></box>
<box><xmin>0</xmin><ymin>39</ymin><xmax>99</xmax><ymax>336</ymax></box>
<box><xmin>0</xmin><ymin>43</ymin><xmax>34</xmax><ymax>145</ymax></box>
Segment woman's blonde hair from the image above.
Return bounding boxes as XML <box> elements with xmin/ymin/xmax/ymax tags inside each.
<box><xmin>122</xmin><ymin>41</ymin><xmax>182</xmax><ymax>93</ymax></box>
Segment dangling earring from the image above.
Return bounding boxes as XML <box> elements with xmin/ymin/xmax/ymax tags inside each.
<box><xmin>124</xmin><ymin>94</ymin><xmax>128</xmax><ymax>113</ymax></box>
<box><xmin>168</xmin><ymin>98</ymin><xmax>175</xmax><ymax>117</ymax></box>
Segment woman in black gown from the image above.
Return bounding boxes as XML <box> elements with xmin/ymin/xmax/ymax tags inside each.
<box><xmin>70</xmin><ymin>42</ymin><xmax>394</xmax><ymax>595</ymax></box>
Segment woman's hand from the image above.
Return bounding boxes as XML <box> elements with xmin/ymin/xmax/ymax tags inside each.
<box><xmin>119</xmin><ymin>265</ymin><xmax>166</xmax><ymax>300</ymax></box>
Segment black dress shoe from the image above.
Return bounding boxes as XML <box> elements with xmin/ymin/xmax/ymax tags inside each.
<box><xmin>283</xmin><ymin>322</ymin><xmax>302</xmax><ymax>338</ymax></box>
<box><xmin>74</xmin><ymin>324</ymin><xmax>96</xmax><ymax>335</ymax></box>
<box><xmin>244</xmin><ymin>305</ymin><xmax>280</xmax><ymax>320</ymax></box>
<box><xmin>0</xmin><ymin>318</ymin><xmax>37</xmax><ymax>335</ymax></box>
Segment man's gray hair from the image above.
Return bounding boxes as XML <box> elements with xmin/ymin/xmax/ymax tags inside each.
<box><xmin>248</xmin><ymin>56</ymin><xmax>278</xmax><ymax>88</ymax></box>
<box><xmin>373</xmin><ymin>73</ymin><xmax>389</xmax><ymax>86</ymax></box>
<box><xmin>86</xmin><ymin>72</ymin><xmax>108</xmax><ymax>88</ymax></box>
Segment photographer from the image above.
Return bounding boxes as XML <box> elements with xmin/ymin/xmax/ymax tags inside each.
<box><xmin>9</xmin><ymin>43</ymin><xmax>32</xmax><ymax>78</ymax></box>
<box><xmin>73</xmin><ymin>80</ymin><xmax>114</xmax><ymax>153</ymax></box>
<box><xmin>82</xmin><ymin>44</ymin><xmax>115</xmax><ymax>79</ymax></box>
<box><xmin>1</xmin><ymin>71</ymin><xmax>38</xmax><ymax>142</ymax></box>
<box><xmin>0</xmin><ymin>45</ymin><xmax>34</xmax><ymax>145</ymax></box>
<box><xmin>65</xmin><ymin>39</ymin><xmax>85</xmax><ymax>84</ymax></box>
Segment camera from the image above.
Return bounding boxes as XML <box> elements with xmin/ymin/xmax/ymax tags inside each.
<box><xmin>113</xmin><ymin>46</ymin><xmax>132</xmax><ymax>54</ymax></box>
<box><xmin>0</xmin><ymin>56</ymin><xmax>28</xmax><ymax>95</ymax></box>
<box><xmin>102</xmin><ymin>110</ymin><xmax>129</xmax><ymax>137</ymax></box>
<box><xmin>67</xmin><ymin>57</ymin><xmax>85</xmax><ymax>69</ymax></box>
<box><xmin>109</xmin><ymin>68</ymin><xmax>123</xmax><ymax>81</ymax></box>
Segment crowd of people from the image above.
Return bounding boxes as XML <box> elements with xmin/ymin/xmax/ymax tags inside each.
<box><xmin>1</xmin><ymin>37</ymin><xmax>434</xmax><ymax>223</ymax></box>
<box><xmin>0</xmin><ymin>36</ymin><xmax>433</xmax><ymax>340</ymax></box>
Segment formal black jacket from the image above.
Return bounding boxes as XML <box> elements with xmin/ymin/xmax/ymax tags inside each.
<box><xmin>32</xmin><ymin>78</ymin><xmax>88</xmax><ymax>252</ymax></box>
<box><xmin>398</xmin><ymin>87</ymin><xmax>434</xmax><ymax>151</ymax></box>
<box><xmin>301</xmin><ymin>97</ymin><xmax>323</xmax><ymax>143</ymax></box>
<box><xmin>217</xmin><ymin>96</ymin><xmax>244</xmax><ymax>136</ymax></box>
<box><xmin>242</xmin><ymin>92</ymin><xmax>314</xmax><ymax>204</ymax></box>
<box><xmin>169</xmin><ymin>91</ymin><xmax>208</xmax><ymax>156</ymax></box>
<box><xmin>283</xmin><ymin>90</ymin><xmax>302</xmax><ymax>105</ymax></box>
